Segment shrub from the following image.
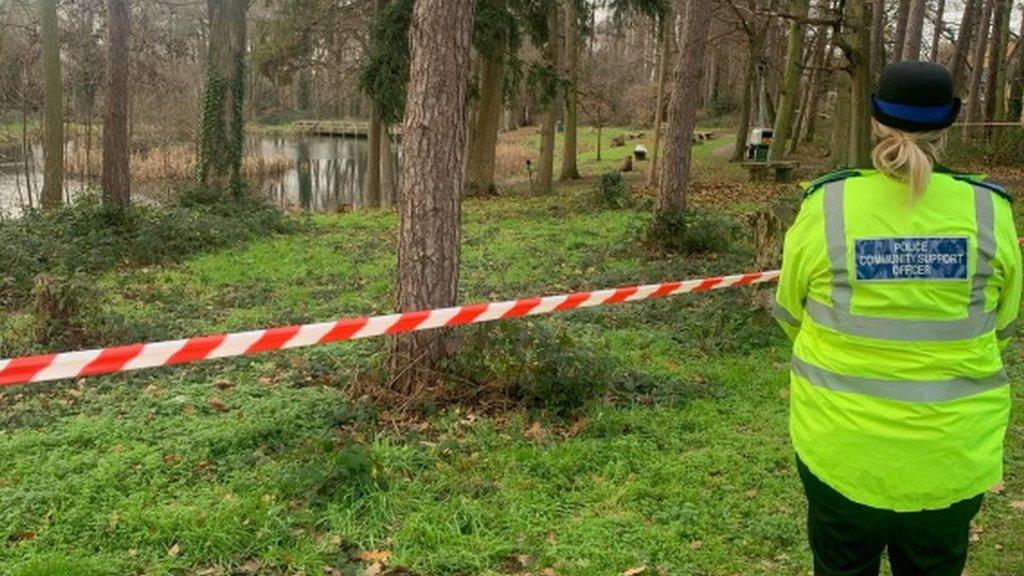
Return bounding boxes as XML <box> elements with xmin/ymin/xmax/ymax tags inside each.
<box><xmin>443</xmin><ymin>321</ymin><xmax>616</xmax><ymax>416</ymax></box>
<box><xmin>945</xmin><ymin>128</ymin><xmax>1024</xmax><ymax>167</ymax></box>
<box><xmin>0</xmin><ymin>191</ymin><xmax>297</xmax><ymax>311</ymax></box>
<box><xmin>644</xmin><ymin>210</ymin><xmax>740</xmax><ymax>254</ymax></box>
<box><xmin>597</xmin><ymin>171</ymin><xmax>630</xmax><ymax>208</ymax></box>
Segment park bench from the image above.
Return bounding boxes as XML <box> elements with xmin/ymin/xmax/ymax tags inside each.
<box><xmin>743</xmin><ymin>161</ymin><xmax>799</xmax><ymax>183</ymax></box>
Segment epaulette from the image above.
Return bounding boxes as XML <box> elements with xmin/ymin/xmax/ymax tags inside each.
<box><xmin>950</xmin><ymin>174</ymin><xmax>1013</xmax><ymax>204</ymax></box>
<box><xmin>802</xmin><ymin>169</ymin><xmax>863</xmax><ymax>201</ymax></box>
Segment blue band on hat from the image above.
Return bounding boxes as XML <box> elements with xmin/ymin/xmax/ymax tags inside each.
<box><xmin>873</xmin><ymin>98</ymin><xmax>956</xmax><ymax>124</ymax></box>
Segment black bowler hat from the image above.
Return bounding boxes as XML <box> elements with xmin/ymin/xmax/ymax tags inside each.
<box><xmin>872</xmin><ymin>61</ymin><xmax>961</xmax><ymax>132</ymax></box>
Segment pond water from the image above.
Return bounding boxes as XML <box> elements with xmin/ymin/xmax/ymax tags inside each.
<box><xmin>0</xmin><ymin>133</ymin><xmax>399</xmax><ymax>218</ymax></box>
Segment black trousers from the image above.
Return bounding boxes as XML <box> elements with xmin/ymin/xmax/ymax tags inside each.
<box><xmin>797</xmin><ymin>457</ymin><xmax>984</xmax><ymax>576</ymax></box>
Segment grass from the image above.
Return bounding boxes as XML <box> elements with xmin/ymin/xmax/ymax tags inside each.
<box><xmin>0</xmin><ymin>127</ymin><xmax>1022</xmax><ymax>575</ymax></box>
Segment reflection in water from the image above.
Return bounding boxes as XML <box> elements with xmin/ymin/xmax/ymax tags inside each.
<box><xmin>257</xmin><ymin>134</ymin><xmax>400</xmax><ymax>213</ymax></box>
<box><xmin>0</xmin><ymin>134</ymin><xmax>400</xmax><ymax>218</ymax></box>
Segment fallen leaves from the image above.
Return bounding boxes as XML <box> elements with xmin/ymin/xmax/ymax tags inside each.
<box><xmin>167</xmin><ymin>542</ymin><xmax>181</xmax><ymax>557</ymax></box>
<box><xmin>1010</xmin><ymin>500</ymin><xmax>1024</xmax><ymax>512</ymax></box>
<box><xmin>207</xmin><ymin>396</ymin><xmax>230</xmax><ymax>413</ymax></box>
<box><xmin>354</xmin><ymin>549</ymin><xmax>392</xmax><ymax>564</ymax></box>
<box><xmin>622</xmin><ymin>567</ymin><xmax>647</xmax><ymax>576</ymax></box>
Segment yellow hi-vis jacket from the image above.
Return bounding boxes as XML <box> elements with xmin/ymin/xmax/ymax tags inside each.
<box><xmin>774</xmin><ymin>169</ymin><xmax>1022</xmax><ymax>512</ymax></box>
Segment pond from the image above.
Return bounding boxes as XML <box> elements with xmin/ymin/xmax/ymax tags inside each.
<box><xmin>0</xmin><ymin>133</ymin><xmax>399</xmax><ymax>218</ymax></box>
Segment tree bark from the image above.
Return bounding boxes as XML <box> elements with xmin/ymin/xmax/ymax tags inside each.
<box><xmin>1007</xmin><ymin>7</ymin><xmax>1024</xmax><ymax>121</ymax></box>
<box><xmin>390</xmin><ymin>0</ymin><xmax>475</xmax><ymax>395</ymax></box>
<box><xmin>365</xmin><ymin>106</ymin><xmax>382</xmax><ymax>207</ymax></box>
<box><xmin>732</xmin><ymin>41</ymin><xmax>758</xmax><ymax>161</ymax></box>
<box><xmin>560</xmin><ymin>0</ymin><xmax>580</xmax><ymax>181</ymax></box>
<box><xmin>965</xmin><ymin>0</ymin><xmax>994</xmax><ymax>131</ymax></box>
<box><xmin>102</xmin><ymin>0</ymin><xmax>131</xmax><ymax>209</ymax></box>
<box><xmin>949</xmin><ymin>0</ymin><xmax>981</xmax><ymax>94</ymax></box>
<box><xmin>870</xmin><ymin>0</ymin><xmax>885</xmax><ymax>79</ymax></box>
<box><xmin>838</xmin><ymin>0</ymin><xmax>873</xmax><ymax>167</ymax></box>
<box><xmin>381</xmin><ymin>125</ymin><xmax>397</xmax><ymax>205</ymax></box>
<box><xmin>656</xmin><ymin>0</ymin><xmax>712</xmax><ymax>218</ymax></box>
<box><xmin>768</xmin><ymin>0</ymin><xmax>809</xmax><ymax>161</ymax></box>
<box><xmin>893</xmin><ymin>0</ymin><xmax>911</xmax><ymax>60</ymax></box>
<box><xmin>537</xmin><ymin>7</ymin><xmax>560</xmax><ymax>193</ymax></box>
<box><xmin>464</xmin><ymin>52</ymin><xmax>505</xmax><ymax>196</ymax></box>
<box><xmin>650</xmin><ymin>10</ymin><xmax>675</xmax><ymax>182</ymax></box>
<box><xmin>984</xmin><ymin>0</ymin><xmax>1009</xmax><ymax>124</ymax></box>
<box><xmin>197</xmin><ymin>0</ymin><xmax>249</xmax><ymax>197</ymax></box>
<box><xmin>930</xmin><ymin>0</ymin><xmax>946</xmax><ymax>62</ymax></box>
<box><xmin>831</xmin><ymin>71</ymin><xmax>850</xmax><ymax>167</ymax></box>
<box><xmin>40</xmin><ymin>0</ymin><xmax>63</xmax><ymax>211</ymax></box>
<box><xmin>900</xmin><ymin>0</ymin><xmax>927</xmax><ymax>60</ymax></box>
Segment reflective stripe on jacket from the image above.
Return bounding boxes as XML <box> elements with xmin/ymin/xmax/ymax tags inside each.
<box><xmin>775</xmin><ymin>169</ymin><xmax>1022</xmax><ymax>512</ymax></box>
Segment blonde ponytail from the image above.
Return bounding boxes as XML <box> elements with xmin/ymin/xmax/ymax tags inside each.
<box><xmin>871</xmin><ymin>121</ymin><xmax>945</xmax><ymax>202</ymax></box>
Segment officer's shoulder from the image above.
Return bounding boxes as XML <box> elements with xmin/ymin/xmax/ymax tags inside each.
<box><xmin>937</xmin><ymin>167</ymin><xmax>1013</xmax><ymax>204</ymax></box>
<box><xmin>801</xmin><ymin>169</ymin><xmax>865</xmax><ymax>201</ymax></box>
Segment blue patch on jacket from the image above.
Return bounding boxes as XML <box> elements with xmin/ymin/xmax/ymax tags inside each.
<box><xmin>855</xmin><ymin>237</ymin><xmax>969</xmax><ymax>281</ymax></box>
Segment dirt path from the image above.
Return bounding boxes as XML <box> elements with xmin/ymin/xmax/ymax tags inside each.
<box><xmin>712</xmin><ymin>133</ymin><xmax>736</xmax><ymax>160</ymax></box>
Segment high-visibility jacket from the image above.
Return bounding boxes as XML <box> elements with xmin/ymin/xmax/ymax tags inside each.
<box><xmin>774</xmin><ymin>169</ymin><xmax>1022</xmax><ymax>512</ymax></box>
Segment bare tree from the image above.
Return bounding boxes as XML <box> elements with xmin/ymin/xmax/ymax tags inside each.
<box><xmin>656</xmin><ymin>0</ymin><xmax>712</xmax><ymax>219</ymax></box>
<box><xmin>391</xmin><ymin>0</ymin><xmax>475</xmax><ymax>395</ymax></box>
<box><xmin>949</xmin><ymin>0</ymin><xmax>981</xmax><ymax>93</ymax></box>
<box><xmin>537</xmin><ymin>7</ymin><xmax>561</xmax><ymax>194</ymax></box>
<box><xmin>929</xmin><ymin>0</ymin><xmax>946</xmax><ymax>63</ymax></box>
<box><xmin>648</xmin><ymin>8</ymin><xmax>675</xmax><ymax>186</ymax></box>
<box><xmin>102</xmin><ymin>0</ymin><xmax>131</xmax><ymax>208</ymax></box>
<box><xmin>40</xmin><ymin>0</ymin><xmax>63</xmax><ymax>210</ymax></box>
<box><xmin>900</xmin><ymin>0</ymin><xmax>926</xmax><ymax>60</ymax></box>
<box><xmin>560</xmin><ymin>0</ymin><xmax>581</xmax><ymax>181</ymax></box>
<box><xmin>768</xmin><ymin>0</ymin><xmax>809</xmax><ymax>160</ymax></box>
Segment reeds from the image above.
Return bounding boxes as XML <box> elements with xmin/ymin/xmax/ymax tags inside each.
<box><xmin>66</xmin><ymin>145</ymin><xmax>294</xmax><ymax>183</ymax></box>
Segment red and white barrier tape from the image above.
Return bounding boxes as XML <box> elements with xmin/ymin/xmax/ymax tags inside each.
<box><xmin>0</xmin><ymin>270</ymin><xmax>780</xmax><ymax>387</ymax></box>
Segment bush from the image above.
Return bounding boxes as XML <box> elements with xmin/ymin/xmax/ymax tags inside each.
<box><xmin>708</xmin><ymin>92</ymin><xmax>740</xmax><ymax>117</ymax></box>
<box><xmin>0</xmin><ymin>190</ymin><xmax>297</xmax><ymax>311</ymax></box>
<box><xmin>597</xmin><ymin>171</ymin><xmax>630</xmax><ymax>208</ymax></box>
<box><xmin>443</xmin><ymin>321</ymin><xmax>616</xmax><ymax>416</ymax></box>
<box><xmin>644</xmin><ymin>210</ymin><xmax>740</xmax><ymax>254</ymax></box>
<box><xmin>945</xmin><ymin>128</ymin><xmax>1024</xmax><ymax>167</ymax></box>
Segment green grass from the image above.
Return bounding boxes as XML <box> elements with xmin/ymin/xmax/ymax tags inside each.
<box><xmin>0</xmin><ymin>129</ymin><xmax>1022</xmax><ymax>575</ymax></box>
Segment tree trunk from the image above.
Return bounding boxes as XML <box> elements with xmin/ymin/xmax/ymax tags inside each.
<box><xmin>831</xmin><ymin>72</ymin><xmax>850</xmax><ymax>167</ymax></box>
<box><xmin>733</xmin><ymin>35</ymin><xmax>761</xmax><ymax>161</ymax></box>
<box><xmin>365</xmin><ymin>106</ymin><xmax>382</xmax><ymax>207</ymax></box>
<box><xmin>900</xmin><ymin>0</ymin><xmax>927</xmax><ymax>60</ymax></box>
<box><xmin>984</xmin><ymin>0</ymin><xmax>1009</xmax><ymax>124</ymax></box>
<box><xmin>197</xmin><ymin>0</ymin><xmax>249</xmax><ymax>197</ymax></box>
<box><xmin>390</xmin><ymin>0</ymin><xmax>475</xmax><ymax>396</ymax></box>
<box><xmin>40</xmin><ymin>0</ymin><xmax>63</xmax><ymax>211</ymax></box>
<box><xmin>768</xmin><ymin>0</ymin><xmax>809</xmax><ymax>161</ymax></box>
<box><xmin>930</xmin><ymin>0</ymin><xmax>946</xmax><ymax>62</ymax></box>
<box><xmin>536</xmin><ymin>8</ymin><xmax>560</xmax><ymax>193</ymax></box>
<box><xmin>870</xmin><ymin>0</ymin><xmax>885</xmax><ymax>79</ymax></box>
<box><xmin>893</xmin><ymin>0</ymin><xmax>911</xmax><ymax>60</ymax></box>
<box><xmin>950</xmin><ymin>0</ymin><xmax>981</xmax><ymax>94</ymax></box>
<box><xmin>987</xmin><ymin>0</ymin><xmax>1012</xmax><ymax>142</ymax></box>
<box><xmin>464</xmin><ymin>50</ymin><xmax>505</xmax><ymax>196</ymax></box>
<box><xmin>800</xmin><ymin>26</ymin><xmax>829</xmax><ymax>144</ymax></box>
<box><xmin>656</xmin><ymin>0</ymin><xmax>712</xmax><ymax>219</ymax></box>
<box><xmin>381</xmin><ymin>125</ymin><xmax>397</xmax><ymax>205</ymax></box>
<box><xmin>560</xmin><ymin>0</ymin><xmax>580</xmax><ymax>181</ymax></box>
<box><xmin>965</xmin><ymin>0</ymin><xmax>994</xmax><ymax>131</ymax></box>
<box><xmin>846</xmin><ymin>1</ymin><xmax>873</xmax><ymax>168</ymax></box>
<box><xmin>1007</xmin><ymin>7</ymin><xmax>1024</xmax><ymax>121</ymax></box>
<box><xmin>102</xmin><ymin>0</ymin><xmax>131</xmax><ymax>209</ymax></box>
<box><xmin>649</xmin><ymin>10</ymin><xmax>675</xmax><ymax>182</ymax></box>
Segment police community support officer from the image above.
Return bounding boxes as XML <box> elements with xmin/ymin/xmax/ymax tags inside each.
<box><xmin>774</xmin><ymin>61</ymin><xmax>1023</xmax><ymax>576</ymax></box>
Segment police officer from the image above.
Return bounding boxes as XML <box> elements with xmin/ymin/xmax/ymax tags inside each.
<box><xmin>774</xmin><ymin>61</ymin><xmax>1022</xmax><ymax>576</ymax></box>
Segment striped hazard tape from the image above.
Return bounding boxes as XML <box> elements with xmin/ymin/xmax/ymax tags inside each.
<box><xmin>0</xmin><ymin>271</ymin><xmax>780</xmax><ymax>387</ymax></box>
